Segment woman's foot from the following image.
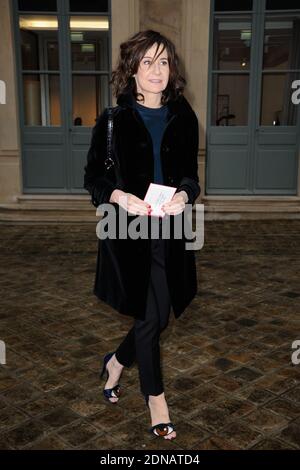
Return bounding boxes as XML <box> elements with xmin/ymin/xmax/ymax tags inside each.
<box><xmin>104</xmin><ymin>353</ymin><xmax>124</xmax><ymax>403</ymax></box>
<box><xmin>148</xmin><ymin>392</ymin><xmax>176</xmax><ymax>440</ymax></box>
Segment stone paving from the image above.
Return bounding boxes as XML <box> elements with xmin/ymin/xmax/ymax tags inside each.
<box><xmin>0</xmin><ymin>220</ymin><xmax>300</xmax><ymax>450</ymax></box>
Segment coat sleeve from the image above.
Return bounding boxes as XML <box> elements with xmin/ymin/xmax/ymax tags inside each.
<box><xmin>175</xmin><ymin>110</ymin><xmax>201</xmax><ymax>206</ymax></box>
<box><xmin>83</xmin><ymin>108</ymin><xmax>123</xmax><ymax>208</ymax></box>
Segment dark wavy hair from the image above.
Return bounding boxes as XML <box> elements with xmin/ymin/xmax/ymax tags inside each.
<box><xmin>110</xmin><ymin>30</ymin><xmax>186</xmax><ymax>105</ymax></box>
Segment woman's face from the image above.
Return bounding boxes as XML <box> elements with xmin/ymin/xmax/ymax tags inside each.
<box><xmin>134</xmin><ymin>43</ymin><xmax>170</xmax><ymax>99</ymax></box>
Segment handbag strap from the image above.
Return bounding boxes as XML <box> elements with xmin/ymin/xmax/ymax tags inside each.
<box><xmin>103</xmin><ymin>106</ymin><xmax>124</xmax><ymax>189</ymax></box>
<box><xmin>104</xmin><ymin>106</ymin><xmax>114</xmax><ymax>171</ymax></box>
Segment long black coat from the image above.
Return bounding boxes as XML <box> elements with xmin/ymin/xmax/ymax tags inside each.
<box><xmin>84</xmin><ymin>90</ymin><xmax>201</xmax><ymax>321</ymax></box>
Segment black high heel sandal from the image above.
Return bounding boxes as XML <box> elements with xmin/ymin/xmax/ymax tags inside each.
<box><xmin>144</xmin><ymin>394</ymin><xmax>176</xmax><ymax>439</ymax></box>
<box><xmin>100</xmin><ymin>352</ymin><xmax>121</xmax><ymax>403</ymax></box>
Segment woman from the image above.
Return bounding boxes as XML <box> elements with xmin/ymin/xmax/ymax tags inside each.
<box><xmin>84</xmin><ymin>30</ymin><xmax>200</xmax><ymax>440</ymax></box>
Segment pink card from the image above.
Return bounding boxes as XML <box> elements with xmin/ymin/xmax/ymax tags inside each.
<box><xmin>144</xmin><ymin>183</ymin><xmax>177</xmax><ymax>217</ymax></box>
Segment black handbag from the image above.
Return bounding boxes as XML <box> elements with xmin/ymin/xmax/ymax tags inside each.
<box><xmin>104</xmin><ymin>106</ymin><xmax>124</xmax><ymax>189</ymax></box>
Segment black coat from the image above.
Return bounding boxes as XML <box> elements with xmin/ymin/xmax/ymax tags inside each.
<box><xmin>84</xmin><ymin>90</ymin><xmax>201</xmax><ymax>321</ymax></box>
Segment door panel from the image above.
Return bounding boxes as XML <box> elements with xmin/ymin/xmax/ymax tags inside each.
<box><xmin>209</xmin><ymin>130</ymin><xmax>249</xmax><ymax>145</ymax></box>
<box><xmin>17</xmin><ymin>9</ymin><xmax>66</xmax><ymax>192</ymax></box>
<box><xmin>255</xmin><ymin>148</ymin><xmax>298</xmax><ymax>191</ymax></box>
<box><xmin>207</xmin><ymin>11</ymin><xmax>252</xmax><ymax>194</ymax></box>
<box><xmin>207</xmin><ymin>0</ymin><xmax>300</xmax><ymax>195</ymax></box>
<box><xmin>207</xmin><ymin>148</ymin><xmax>249</xmax><ymax>191</ymax></box>
<box><xmin>72</xmin><ymin>148</ymin><xmax>90</xmax><ymax>189</ymax></box>
<box><xmin>23</xmin><ymin>148</ymin><xmax>65</xmax><ymax>188</ymax></box>
<box><xmin>254</xmin><ymin>14</ymin><xmax>300</xmax><ymax>194</ymax></box>
<box><xmin>68</xmin><ymin>12</ymin><xmax>110</xmax><ymax>193</ymax></box>
<box><xmin>14</xmin><ymin>0</ymin><xmax>111</xmax><ymax>193</ymax></box>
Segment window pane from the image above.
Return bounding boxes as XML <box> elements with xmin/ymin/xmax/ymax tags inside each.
<box><xmin>69</xmin><ymin>15</ymin><xmax>109</xmax><ymax>32</ymax></box>
<box><xmin>23</xmin><ymin>75</ymin><xmax>41</xmax><ymax>125</ymax></box>
<box><xmin>266</xmin><ymin>0</ymin><xmax>300</xmax><ymax>10</ymax></box>
<box><xmin>263</xmin><ymin>17</ymin><xmax>300</xmax><ymax>70</ymax></box>
<box><xmin>18</xmin><ymin>0</ymin><xmax>57</xmax><ymax>11</ymax></box>
<box><xmin>212</xmin><ymin>74</ymin><xmax>249</xmax><ymax>126</ymax></box>
<box><xmin>70</xmin><ymin>17</ymin><xmax>109</xmax><ymax>71</ymax></box>
<box><xmin>69</xmin><ymin>0</ymin><xmax>108</xmax><ymax>12</ymax></box>
<box><xmin>214</xmin><ymin>0</ymin><xmax>253</xmax><ymax>12</ymax></box>
<box><xmin>260</xmin><ymin>73</ymin><xmax>298</xmax><ymax>125</ymax></box>
<box><xmin>213</xmin><ymin>17</ymin><xmax>252</xmax><ymax>70</ymax></box>
<box><xmin>47</xmin><ymin>41</ymin><xmax>59</xmax><ymax>70</ymax></box>
<box><xmin>20</xmin><ymin>29</ymin><xmax>39</xmax><ymax>69</ymax></box>
<box><xmin>72</xmin><ymin>74</ymin><xmax>109</xmax><ymax>126</ymax></box>
<box><xmin>48</xmin><ymin>75</ymin><xmax>61</xmax><ymax>125</ymax></box>
<box><xmin>19</xmin><ymin>15</ymin><xmax>59</xmax><ymax>70</ymax></box>
<box><xmin>23</xmin><ymin>74</ymin><xmax>61</xmax><ymax>126</ymax></box>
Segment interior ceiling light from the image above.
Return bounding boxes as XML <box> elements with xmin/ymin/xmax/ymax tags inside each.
<box><xmin>81</xmin><ymin>44</ymin><xmax>95</xmax><ymax>52</ymax></box>
<box><xmin>19</xmin><ymin>16</ymin><xmax>108</xmax><ymax>30</ymax></box>
<box><xmin>241</xmin><ymin>30</ymin><xmax>251</xmax><ymax>40</ymax></box>
<box><xmin>71</xmin><ymin>32</ymin><xmax>84</xmax><ymax>42</ymax></box>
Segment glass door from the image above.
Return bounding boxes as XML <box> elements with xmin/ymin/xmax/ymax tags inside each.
<box><xmin>206</xmin><ymin>0</ymin><xmax>300</xmax><ymax>195</ymax></box>
<box><xmin>13</xmin><ymin>0</ymin><xmax>111</xmax><ymax>193</ymax></box>
<box><xmin>67</xmin><ymin>6</ymin><xmax>110</xmax><ymax>190</ymax></box>
<box><xmin>253</xmin><ymin>12</ymin><xmax>300</xmax><ymax>193</ymax></box>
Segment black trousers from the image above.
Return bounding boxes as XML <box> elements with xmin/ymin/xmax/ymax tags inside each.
<box><xmin>115</xmin><ymin>227</ymin><xmax>171</xmax><ymax>396</ymax></box>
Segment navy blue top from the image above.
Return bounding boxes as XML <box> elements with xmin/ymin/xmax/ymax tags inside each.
<box><xmin>134</xmin><ymin>100</ymin><xmax>168</xmax><ymax>184</ymax></box>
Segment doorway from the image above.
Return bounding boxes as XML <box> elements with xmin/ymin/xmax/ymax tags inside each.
<box><xmin>206</xmin><ymin>0</ymin><xmax>300</xmax><ymax>194</ymax></box>
<box><xmin>13</xmin><ymin>0</ymin><xmax>111</xmax><ymax>193</ymax></box>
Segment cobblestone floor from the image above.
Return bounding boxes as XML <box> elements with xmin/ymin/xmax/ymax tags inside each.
<box><xmin>0</xmin><ymin>220</ymin><xmax>300</xmax><ymax>450</ymax></box>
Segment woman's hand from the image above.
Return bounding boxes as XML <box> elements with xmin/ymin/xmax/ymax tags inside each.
<box><xmin>110</xmin><ymin>189</ymin><xmax>151</xmax><ymax>216</ymax></box>
<box><xmin>161</xmin><ymin>190</ymin><xmax>188</xmax><ymax>216</ymax></box>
